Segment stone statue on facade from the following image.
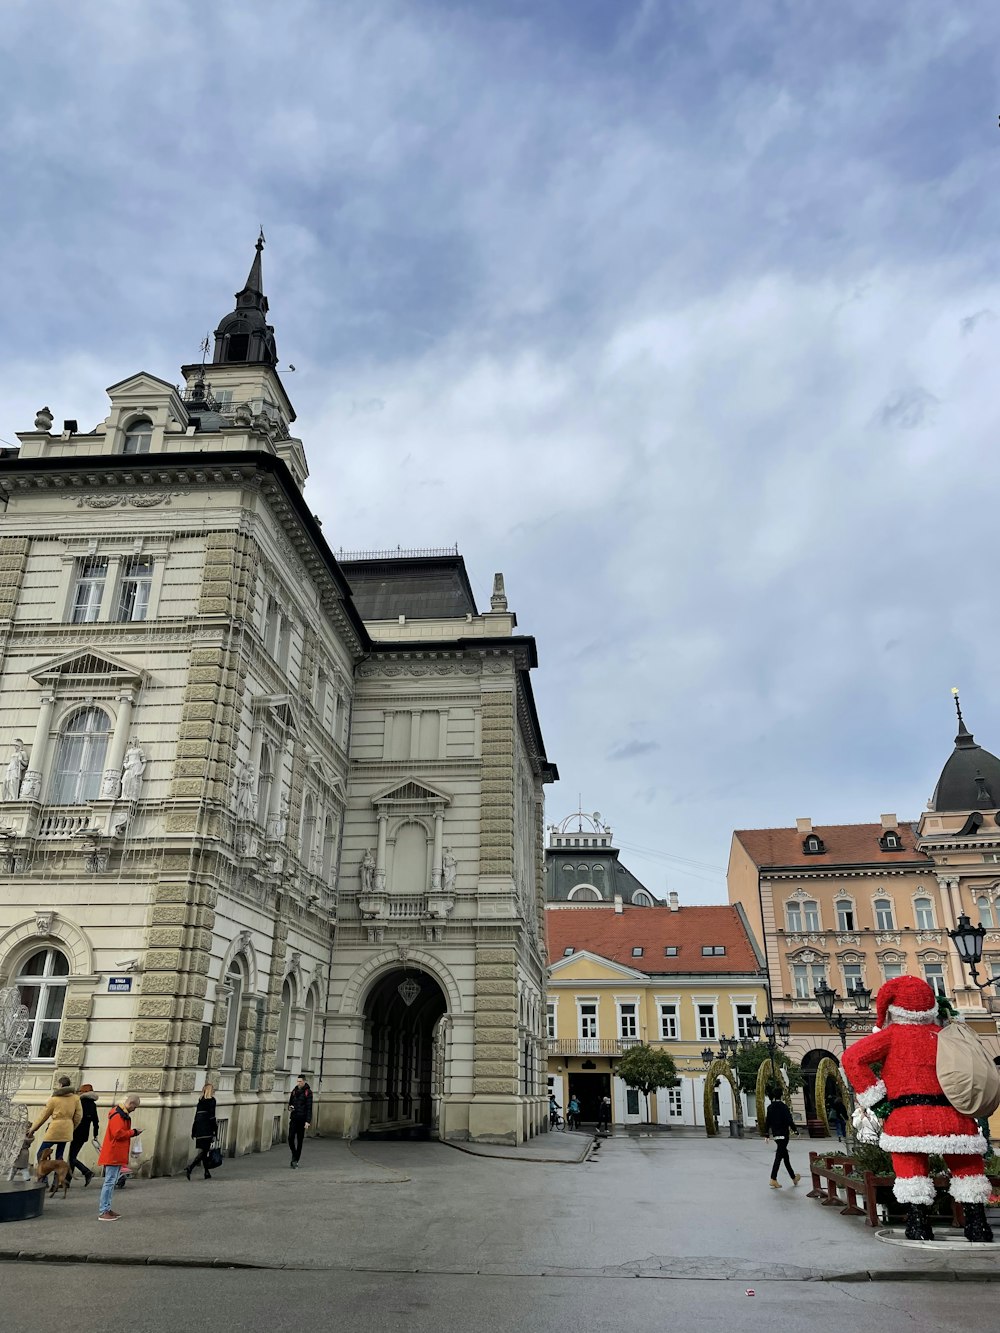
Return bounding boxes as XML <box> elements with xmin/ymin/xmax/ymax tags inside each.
<box><xmin>2</xmin><ymin>741</ymin><xmax>27</xmax><ymax>802</ymax></box>
<box><xmin>442</xmin><ymin>848</ymin><xmax>457</xmax><ymax>894</ymax></box>
<box><xmin>121</xmin><ymin>743</ymin><xmax>146</xmax><ymax>802</ymax></box>
<box><xmin>234</xmin><ymin>763</ymin><xmax>258</xmax><ymax>823</ymax></box>
<box><xmin>360</xmin><ymin>848</ymin><xmax>376</xmax><ymax>894</ymax></box>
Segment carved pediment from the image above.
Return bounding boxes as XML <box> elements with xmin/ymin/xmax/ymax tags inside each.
<box><xmin>31</xmin><ymin>649</ymin><xmax>145</xmax><ymax>687</ymax></box>
<box><xmin>371</xmin><ymin>778</ymin><xmax>451</xmax><ymax>807</ymax></box>
<box><xmin>252</xmin><ymin>694</ymin><xmax>299</xmax><ymax>733</ymax></box>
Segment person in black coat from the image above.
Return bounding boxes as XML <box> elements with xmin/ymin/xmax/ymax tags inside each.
<box><xmin>185</xmin><ymin>1082</ymin><xmax>218</xmax><ymax>1181</ymax></box>
<box><xmin>288</xmin><ymin>1074</ymin><xmax>312</xmax><ymax>1168</ymax></box>
<box><xmin>764</xmin><ymin>1091</ymin><xmax>800</xmax><ymax>1189</ymax></box>
<box><xmin>68</xmin><ymin>1082</ymin><xmax>100</xmax><ymax>1186</ymax></box>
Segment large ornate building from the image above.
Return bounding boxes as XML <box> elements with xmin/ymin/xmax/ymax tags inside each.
<box><xmin>728</xmin><ymin>698</ymin><xmax>1000</xmax><ymax>1127</ymax></box>
<box><xmin>0</xmin><ymin>240</ymin><xmax>556</xmax><ymax>1168</ymax></box>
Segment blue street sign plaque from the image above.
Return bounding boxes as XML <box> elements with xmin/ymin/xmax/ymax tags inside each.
<box><xmin>107</xmin><ymin>976</ymin><xmax>133</xmax><ymax>993</ymax></box>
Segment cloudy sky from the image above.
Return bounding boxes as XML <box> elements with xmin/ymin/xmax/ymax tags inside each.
<box><xmin>2</xmin><ymin>1</ymin><xmax>999</xmax><ymax>901</ymax></box>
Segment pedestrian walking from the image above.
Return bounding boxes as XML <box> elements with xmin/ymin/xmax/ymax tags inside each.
<box><xmin>29</xmin><ymin>1075</ymin><xmax>82</xmax><ymax>1163</ymax></box>
<box><xmin>567</xmin><ymin>1095</ymin><xmax>581</xmax><ymax>1130</ymax></box>
<box><xmin>829</xmin><ymin>1093</ymin><xmax>849</xmax><ymax>1145</ymax></box>
<box><xmin>96</xmin><ymin>1095</ymin><xmax>141</xmax><ymax>1221</ymax></box>
<box><xmin>288</xmin><ymin>1074</ymin><xmax>312</xmax><ymax>1168</ymax></box>
<box><xmin>596</xmin><ymin>1094</ymin><xmax>612</xmax><ymax>1132</ymax></box>
<box><xmin>185</xmin><ymin>1082</ymin><xmax>218</xmax><ymax>1181</ymax></box>
<box><xmin>764</xmin><ymin>1091</ymin><xmax>800</xmax><ymax>1189</ymax></box>
<box><xmin>68</xmin><ymin>1083</ymin><xmax>101</xmax><ymax>1185</ymax></box>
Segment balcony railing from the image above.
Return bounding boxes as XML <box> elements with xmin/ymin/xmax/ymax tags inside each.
<box><xmin>547</xmin><ymin>1038</ymin><xmax>640</xmax><ymax>1057</ymax></box>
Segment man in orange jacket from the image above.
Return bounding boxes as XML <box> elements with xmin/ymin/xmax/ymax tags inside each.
<box><xmin>97</xmin><ymin>1095</ymin><xmax>141</xmax><ymax>1222</ymax></box>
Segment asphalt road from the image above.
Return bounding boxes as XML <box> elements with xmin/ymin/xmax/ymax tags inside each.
<box><xmin>0</xmin><ymin>1264</ymin><xmax>990</xmax><ymax>1333</ymax></box>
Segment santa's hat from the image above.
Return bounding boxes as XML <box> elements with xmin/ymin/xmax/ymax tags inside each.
<box><xmin>875</xmin><ymin>975</ymin><xmax>938</xmax><ymax>1028</ymax></box>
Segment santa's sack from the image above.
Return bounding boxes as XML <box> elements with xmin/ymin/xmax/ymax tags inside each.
<box><xmin>936</xmin><ymin>1021</ymin><xmax>1000</xmax><ymax>1119</ymax></box>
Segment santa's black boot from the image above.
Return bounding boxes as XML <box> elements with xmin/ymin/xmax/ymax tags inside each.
<box><xmin>904</xmin><ymin>1204</ymin><xmax>935</xmax><ymax>1241</ymax></box>
<box><xmin>963</xmin><ymin>1203</ymin><xmax>994</xmax><ymax>1243</ymax></box>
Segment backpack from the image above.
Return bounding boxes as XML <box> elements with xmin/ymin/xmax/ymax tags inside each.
<box><xmin>936</xmin><ymin>1021</ymin><xmax>1000</xmax><ymax>1119</ymax></box>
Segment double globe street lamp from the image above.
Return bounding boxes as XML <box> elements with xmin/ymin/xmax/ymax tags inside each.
<box><xmin>813</xmin><ymin>981</ymin><xmax>873</xmax><ymax>1052</ymax></box>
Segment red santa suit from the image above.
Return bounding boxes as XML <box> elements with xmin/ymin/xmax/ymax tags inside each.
<box><xmin>842</xmin><ymin>975</ymin><xmax>990</xmax><ymax>1206</ymax></box>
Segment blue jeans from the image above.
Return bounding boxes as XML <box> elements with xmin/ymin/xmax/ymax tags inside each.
<box><xmin>37</xmin><ymin>1140</ymin><xmax>66</xmax><ymax>1162</ymax></box>
<box><xmin>98</xmin><ymin>1165</ymin><xmax>122</xmax><ymax>1214</ymax></box>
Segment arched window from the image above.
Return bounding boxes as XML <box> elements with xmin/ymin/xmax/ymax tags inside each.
<box><xmin>835</xmin><ymin>899</ymin><xmax>855</xmax><ymax>931</ymax></box>
<box><xmin>122</xmin><ymin>417</ymin><xmax>152</xmax><ymax>455</ymax></box>
<box><xmin>977</xmin><ymin>896</ymin><xmax>995</xmax><ymax>928</ymax></box>
<box><xmin>874</xmin><ymin>898</ymin><xmax>895</xmax><ymax>930</ymax></box>
<box><xmin>321</xmin><ymin>814</ymin><xmax>337</xmax><ymax>881</ymax></box>
<box><xmin>50</xmin><ymin>707</ymin><xmax>111</xmax><ymax>804</ymax></box>
<box><xmin>257</xmin><ymin>745</ymin><xmax>273</xmax><ymax>830</ymax></box>
<box><xmin>221</xmin><ymin>957</ymin><xmax>246</xmax><ymax>1067</ymax></box>
<box><xmin>568</xmin><ymin>884</ymin><xmax>601</xmax><ymax>901</ymax></box>
<box><xmin>786</xmin><ymin>900</ymin><xmax>803</xmax><ymax>932</ymax></box>
<box><xmin>302</xmin><ymin>988</ymin><xmax>317</xmax><ymax>1072</ymax></box>
<box><xmin>300</xmin><ymin>795</ymin><xmax>316</xmax><ymax>864</ymax></box>
<box><xmin>914</xmin><ymin>897</ymin><xmax>935</xmax><ymax>930</ymax></box>
<box><xmin>632</xmin><ymin>891</ymin><xmax>653</xmax><ymax>907</ymax></box>
<box><xmin>16</xmin><ymin>947</ymin><xmax>70</xmax><ymax>1060</ymax></box>
<box><xmin>802</xmin><ymin>900</ymin><xmax>820</xmax><ymax>931</ymax></box>
<box><xmin>275</xmin><ymin>977</ymin><xmax>294</xmax><ymax>1072</ymax></box>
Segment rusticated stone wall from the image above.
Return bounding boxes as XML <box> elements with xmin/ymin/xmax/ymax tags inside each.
<box><xmin>473</xmin><ymin>946</ymin><xmax>519</xmax><ymax>1095</ymax></box>
<box><xmin>479</xmin><ymin>692</ymin><xmax>515</xmax><ymax>876</ymax></box>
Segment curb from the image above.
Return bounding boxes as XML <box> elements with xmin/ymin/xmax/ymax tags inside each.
<box><xmin>443</xmin><ymin>1134</ymin><xmax>595</xmax><ymax>1166</ymax></box>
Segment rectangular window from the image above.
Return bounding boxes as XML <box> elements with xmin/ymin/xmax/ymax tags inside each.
<box><xmin>664</xmin><ymin>946</ymin><xmax>678</xmax><ymax>957</ymax></box>
<box><xmin>836</xmin><ymin>903</ymin><xmax>855</xmax><ymax>931</ymax></box>
<box><xmin>700</xmin><ymin>945</ymin><xmax>726</xmax><ymax>956</ymax></box>
<box><xmin>923</xmin><ymin>963</ymin><xmax>947</xmax><ymax>996</ymax></box>
<box><xmin>666</xmin><ymin>1086</ymin><xmax>683</xmax><ymax>1118</ymax></box>
<box><xmin>625</xmin><ymin>1089</ymin><xmax>640</xmax><ymax>1116</ymax></box>
<box><xmin>882</xmin><ymin>961</ymin><xmax>904</xmax><ymax>981</ymax></box>
<box><xmin>116</xmin><ymin>557</ymin><xmax>154</xmax><ymax>622</ymax></box>
<box><xmin>793</xmin><ymin>964</ymin><xmax>825</xmax><ymax>998</ymax></box>
<box><xmin>579</xmin><ymin>1004</ymin><xmax>597</xmax><ymax>1039</ymax></box>
<box><xmin>631</xmin><ymin>947</ymin><xmax>643</xmax><ymax>957</ymax></box>
<box><xmin>803</xmin><ymin>901</ymin><xmax>820</xmax><ymax>931</ymax></box>
<box><xmin>197</xmin><ymin>1023</ymin><xmax>211</xmax><ymax>1067</ymax></box>
<box><xmin>697</xmin><ymin>1004</ymin><xmax>716</xmax><ymax>1041</ymax></box>
<box><xmin>875</xmin><ymin>901</ymin><xmax>895</xmax><ymax>930</ymax></box>
<box><xmin>70</xmin><ymin>558</ymin><xmax>107</xmax><ymax>623</ymax></box>
<box><xmin>843</xmin><ymin>964</ymin><xmax>863</xmax><ymax>995</ymax></box>
<box><xmin>619</xmin><ymin>1003</ymin><xmax>637</xmax><ymax>1039</ymax></box>
<box><xmin>546</xmin><ymin>1003</ymin><xmax>556</xmax><ymax>1039</ymax></box>
<box><xmin>786</xmin><ymin>903</ymin><xmax>802</xmax><ymax>932</ymax></box>
<box><xmin>735</xmin><ymin>1003</ymin><xmax>754</xmax><ymax>1037</ymax></box>
<box><xmin>659</xmin><ymin>1004</ymin><xmax>678</xmax><ymax>1040</ymax></box>
<box><xmin>915</xmin><ymin>899</ymin><xmax>935</xmax><ymax>930</ymax></box>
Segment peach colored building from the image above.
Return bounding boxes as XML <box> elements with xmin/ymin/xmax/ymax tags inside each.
<box><xmin>728</xmin><ymin>702</ymin><xmax>1000</xmax><ymax>1128</ymax></box>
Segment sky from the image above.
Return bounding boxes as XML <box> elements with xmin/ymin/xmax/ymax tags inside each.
<box><xmin>2</xmin><ymin>0</ymin><xmax>1000</xmax><ymax>902</ymax></box>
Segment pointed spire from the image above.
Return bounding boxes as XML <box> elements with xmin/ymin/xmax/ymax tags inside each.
<box><xmin>243</xmin><ymin>227</ymin><xmax>265</xmax><ymax>297</ymax></box>
<box><xmin>952</xmin><ymin>687</ymin><xmax>975</xmax><ymax>746</ymax></box>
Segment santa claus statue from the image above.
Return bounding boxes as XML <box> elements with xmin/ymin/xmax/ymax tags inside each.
<box><xmin>842</xmin><ymin>974</ymin><xmax>993</xmax><ymax>1242</ymax></box>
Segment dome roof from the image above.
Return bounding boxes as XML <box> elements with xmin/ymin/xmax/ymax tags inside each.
<box><xmin>931</xmin><ymin>701</ymin><xmax>1000</xmax><ymax>813</ymax></box>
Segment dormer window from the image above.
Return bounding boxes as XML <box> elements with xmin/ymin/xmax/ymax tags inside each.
<box><xmin>664</xmin><ymin>946</ymin><xmax>678</xmax><ymax>956</ymax></box>
<box><xmin>879</xmin><ymin>831</ymin><xmax>902</xmax><ymax>851</ymax></box>
<box><xmin>122</xmin><ymin>417</ymin><xmax>152</xmax><ymax>455</ymax></box>
<box><xmin>803</xmin><ymin>835</ymin><xmax>825</xmax><ymax>855</ymax></box>
<box><xmin>631</xmin><ymin>947</ymin><xmax>643</xmax><ymax>957</ymax></box>
<box><xmin>701</xmin><ymin>945</ymin><xmax>726</xmax><ymax>956</ymax></box>
<box><xmin>563</xmin><ymin>947</ymin><xmax>574</xmax><ymax>957</ymax></box>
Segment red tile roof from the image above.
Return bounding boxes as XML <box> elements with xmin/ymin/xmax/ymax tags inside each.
<box><xmin>733</xmin><ymin>822</ymin><xmax>930</xmax><ymax>870</ymax></box>
<box><xmin>545</xmin><ymin>905</ymin><xmax>762</xmax><ymax>975</ymax></box>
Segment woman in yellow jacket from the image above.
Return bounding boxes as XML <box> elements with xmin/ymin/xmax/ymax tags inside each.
<box><xmin>29</xmin><ymin>1076</ymin><xmax>82</xmax><ymax>1163</ymax></box>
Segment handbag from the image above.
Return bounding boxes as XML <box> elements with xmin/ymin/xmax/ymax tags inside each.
<box><xmin>207</xmin><ymin>1143</ymin><xmax>224</xmax><ymax>1170</ymax></box>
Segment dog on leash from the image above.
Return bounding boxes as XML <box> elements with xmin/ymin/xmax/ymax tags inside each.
<box><xmin>35</xmin><ymin>1147</ymin><xmax>72</xmax><ymax>1198</ymax></box>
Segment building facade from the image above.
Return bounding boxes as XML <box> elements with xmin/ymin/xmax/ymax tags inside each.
<box><xmin>545</xmin><ymin>901</ymin><xmax>767</xmax><ymax>1127</ymax></box>
<box><xmin>728</xmin><ymin>701</ymin><xmax>1000</xmax><ymax>1126</ymax></box>
<box><xmin>0</xmin><ymin>241</ymin><xmax>555</xmax><ymax>1169</ymax></box>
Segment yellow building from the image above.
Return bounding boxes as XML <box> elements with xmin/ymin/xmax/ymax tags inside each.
<box><xmin>545</xmin><ymin>902</ymin><xmax>768</xmax><ymax>1127</ymax></box>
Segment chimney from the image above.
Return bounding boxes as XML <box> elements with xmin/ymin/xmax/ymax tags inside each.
<box><xmin>614</xmin><ymin>894</ymin><xmax>623</xmax><ymax>914</ymax></box>
<box><xmin>880</xmin><ymin>813</ymin><xmax>898</xmax><ymax>830</ymax></box>
<box><xmin>795</xmin><ymin>817</ymin><xmax>812</xmax><ymax>835</ymax></box>
<box><xmin>668</xmin><ymin>891</ymin><xmax>679</xmax><ymax>912</ymax></box>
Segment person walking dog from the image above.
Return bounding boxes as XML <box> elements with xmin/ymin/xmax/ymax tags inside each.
<box><xmin>97</xmin><ymin>1095</ymin><xmax>141</xmax><ymax>1221</ymax></box>
<box><xmin>68</xmin><ymin>1083</ymin><xmax>100</xmax><ymax>1185</ymax></box>
<box><xmin>764</xmin><ymin>1091</ymin><xmax>800</xmax><ymax>1189</ymax></box>
<box><xmin>185</xmin><ymin>1082</ymin><xmax>218</xmax><ymax>1181</ymax></box>
<box><xmin>29</xmin><ymin>1076</ymin><xmax>82</xmax><ymax>1164</ymax></box>
<box><xmin>288</xmin><ymin>1075</ymin><xmax>312</xmax><ymax>1169</ymax></box>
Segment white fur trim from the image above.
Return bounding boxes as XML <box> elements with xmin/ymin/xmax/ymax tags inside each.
<box><xmin>893</xmin><ymin>1175</ymin><xmax>937</xmax><ymax>1204</ymax></box>
<box><xmin>886</xmin><ymin>1003</ymin><xmax>938</xmax><ymax>1024</ymax></box>
<box><xmin>880</xmin><ymin>1132</ymin><xmax>988</xmax><ymax>1155</ymax></box>
<box><xmin>856</xmin><ymin>1080</ymin><xmax>887</xmax><ymax>1110</ymax></box>
<box><xmin>947</xmin><ymin>1174</ymin><xmax>993</xmax><ymax>1204</ymax></box>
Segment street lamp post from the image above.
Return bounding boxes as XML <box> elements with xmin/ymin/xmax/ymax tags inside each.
<box><xmin>947</xmin><ymin>913</ymin><xmax>995</xmax><ymax>994</ymax></box>
<box><xmin>813</xmin><ymin>981</ymin><xmax>873</xmax><ymax>1053</ymax></box>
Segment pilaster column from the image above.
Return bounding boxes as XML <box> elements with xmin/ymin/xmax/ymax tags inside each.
<box><xmin>23</xmin><ymin>693</ymin><xmax>56</xmax><ymax>800</ymax></box>
<box><xmin>99</xmin><ymin>693</ymin><xmax>135</xmax><ymax>800</ymax></box>
<box><xmin>938</xmin><ymin>875</ymin><xmax>968</xmax><ymax>997</ymax></box>
<box><xmin>431</xmin><ymin>808</ymin><xmax>444</xmax><ymax>889</ymax></box>
<box><xmin>375</xmin><ymin>810</ymin><xmax>389</xmax><ymax>890</ymax></box>
<box><xmin>410</xmin><ymin>710</ymin><xmax>421</xmax><ymax>757</ymax></box>
<box><xmin>383</xmin><ymin>711</ymin><xmax>394</xmax><ymax>760</ymax></box>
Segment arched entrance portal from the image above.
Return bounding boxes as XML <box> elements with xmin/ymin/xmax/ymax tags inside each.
<box><xmin>801</xmin><ymin>1047</ymin><xmax>840</xmax><ymax>1136</ymax></box>
<box><xmin>362</xmin><ymin>968</ymin><xmax>448</xmax><ymax>1139</ymax></box>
